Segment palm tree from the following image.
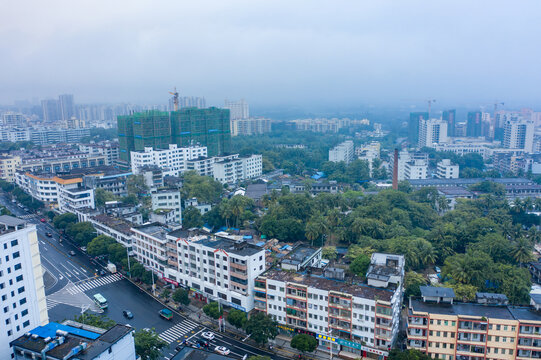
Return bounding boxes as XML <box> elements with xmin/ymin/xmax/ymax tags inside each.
<box><xmin>444</xmin><ymin>255</ymin><xmax>470</xmax><ymax>284</ymax></box>
<box><xmin>512</xmin><ymin>237</ymin><xmax>534</xmax><ymax>265</ymax></box>
<box><xmin>305</xmin><ymin>222</ymin><xmax>321</xmax><ymax>247</ymax></box>
<box><xmin>528</xmin><ymin>227</ymin><xmax>541</xmax><ymax>244</ymax></box>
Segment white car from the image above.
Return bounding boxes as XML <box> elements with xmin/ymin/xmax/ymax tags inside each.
<box><xmin>215</xmin><ymin>346</ymin><xmax>230</xmax><ymax>355</ymax></box>
<box><xmin>201</xmin><ymin>331</ymin><xmax>215</xmax><ymax>340</ymax></box>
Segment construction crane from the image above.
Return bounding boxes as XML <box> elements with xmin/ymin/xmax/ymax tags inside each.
<box><xmin>169</xmin><ymin>87</ymin><xmax>179</xmax><ymax>111</ymax></box>
<box><xmin>427</xmin><ymin>98</ymin><xmax>436</xmax><ymax>118</ymax></box>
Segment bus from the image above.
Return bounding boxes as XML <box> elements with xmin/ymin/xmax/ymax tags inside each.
<box><xmin>93</xmin><ymin>293</ymin><xmax>108</xmax><ymax>309</ymax></box>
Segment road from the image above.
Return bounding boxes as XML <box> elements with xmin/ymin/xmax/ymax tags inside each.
<box><xmin>0</xmin><ymin>193</ymin><xmax>286</xmax><ymax>360</ymax></box>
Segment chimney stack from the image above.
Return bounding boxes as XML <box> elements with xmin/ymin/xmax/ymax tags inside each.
<box><xmin>392</xmin><ymin>148</ymin><xmax>399</xmax><ymax>190</ymax></box>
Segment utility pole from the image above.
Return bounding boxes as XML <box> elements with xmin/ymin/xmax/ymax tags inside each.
<box><xmin>126</xmin><ymin>247</ymin><xmax>131</xmax><ymax>278</ymax></box>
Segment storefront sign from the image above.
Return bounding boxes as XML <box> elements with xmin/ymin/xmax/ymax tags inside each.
<box><xmin>163</xmin><ymin>277</ymin><xmax>179</xmax><ymax>286</ymax></box>
<box><xmin>316</xmin><ymin>334</ymin><xmax>388</xmax><ymax>356</ymax></box>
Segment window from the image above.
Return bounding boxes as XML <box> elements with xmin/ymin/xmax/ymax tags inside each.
<box><xmin>21</xmin><ymin>309</ymin><xmax>28</xmax><ymax>317</ymax></box>
<box><xmin>17</xmin><ymin>286</ymin><xmax>24</xmax><ymax>294</ymax></box>
<box><xmin>13</xmin><ymin>263</ymin><xmax>20</xmax><ymax>270</ymax></box>
<box><xmin>19</xmin><ymin>298</ymin><xmax>26</xmax><ymax>305</ymax></box>
<box><xmin>11</xmin><ymin>240</ymin><xmax>18</xmax><ymax>247</ymax></box>
<box><xmin>16</xmin><ymin>275</ymin><xmax>23</xmax><ymax>282</ymax></box>
<box><xmin>23</xmin><ymin>320</ymin><xmax>30</xmax><ymax>328</ymax></box>
<box><xmin>12</xmin><ymin>251</ymin><xmax>20</xmax><ymax>259</ymax></box>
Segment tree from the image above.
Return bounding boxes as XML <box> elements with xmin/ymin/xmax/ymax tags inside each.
<box><xmin>87</xmin><ymin>235</ymin><xmax>116</xmax><ymax>256</ymax></box>
<box><xmin>172</xmin><ymin>289</ymin><xmax>190</xmax><ymax>306</ymax></box>
<box><xmin>511</xmin><ymin>237</ymin><xmax>534</xmax><ymax>265</ymax></box>
<box><xmin>290</xmin><ymin>334</ymin><xmax>318</xmax><ymax>353</ymax></box>
<box><xmin>94</xmin><ymin>188</ymin><xmax>118</xmax><ymax>207</ymax></box>
<box><xmin>350</xmin><ymin>254</ymin><xmax>371</xmax><ymax>278</ymax></box>
<box><xmin>65</xmin><ymin>222</ymin><xmax>96</xmax><ymax>246</ymax></box>
<box><xmin>182</xmin><ymin>206</ymin><xmax>204</xmax><ymax>228</ymax></box>
<box><xmin>450</xmin><ymin>283</ymin><xmax>478</xmax><ymax>302</ymax></box>
<box><xmin>404</xmin><ymin>271</ymin><xmax>427</xmax><ymax>297</ymax></box>
<box><xmin>134</xmin><ymin>329</ymin><xmax>167</xmax><ymax>360</ymax></box>
<box><xmin>227</xmin><ymin>309</ymin><xmax>247</xmax><ymax>329</ymax></box>
<box><xmin>121</xmin><ymin>194</ymin><xmax>139</xmax><ymax>206</ymax></box>
<box><xmin>322</xmin><ymin>246</ymin><xmax>337</xmax><ymax>260</ymax></box>
<box><xmin>388</xmin><ymin>349</ymin><xmax>433</xmax><ymax>360</ymax></box>
<box><xmin>127</xmin><ymin>175</ymin><xmax>149</xmax><ymax>197</ymax></box>
<box><xmin>73</xmin><ymin>313</ymin><xmax>115</xmax><ymax>330</ymax></box>
<box><xmin>248</xmin><ymin>356</ymin><xmax>272</xmax><ymax>360</ymax></box>
<box><xmin>203</xmin><ymin>302</ymin><xmax>223</xmax><ymax>319</ymax></box>
<box><xmin>53</xmin><ymin>212</ymin><xmax>78</xmax><ymax>230</ymax></box>
<box><xmin>243</xmin><ymin>312</ymin><xmax>278</xmax><ymax>345</ymax></box>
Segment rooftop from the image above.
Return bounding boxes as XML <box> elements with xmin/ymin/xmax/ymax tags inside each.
<box><xmin>420</xmin><ymin>286</ymin><xmax>456</xmax><ymax>298</ymax></box>
<box><xmin>261</xmin><ymin>268</ymin><xmax>394</xmax><ymax>302</ymax></box>
<box><xmin>282</xmin><ymin>246</ymin><xmax>319</xmax><ymax>266</ymax></box>
<box><xmin>91</xmin><ymin>214</ymin><xmax>134</xmax><ymax>236</ymax></box>
<box><xmin>133</xmin><ymin>223</ymin><xmax>168</xmax><ymax>241</ymax></box>
<box><xmin>10</xmin><ymin>321</ymin><xmax>133</xmax><ymax>360</ymax></box>
<box><xmin>195</xmin><ymin>236</ymin><xmax>264</xmax><ymax>257</ymax></box>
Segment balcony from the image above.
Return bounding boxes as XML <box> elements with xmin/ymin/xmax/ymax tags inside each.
<box><xmin>329</xmin><ymin>299</ymin><xmax>351</xmax><ymax>311</ymax></box>
<box><xmin>231</xmin><ymin>280</ymin><xmax>247</xmax><ymax>289</ymax></box>
<box><xmin>167</xmin><ymin>259</ymin><xmax>178</xmax><ymax>268</ymax></box>
<box><xmin>377</xmin><ymin>318</ymin><xmax>393</xmax><ymax>329</ymax></box>
<box><xmin>407</xmin><ymin>340</ymin><xmax>426</xmax><ymax>349</ymax></box>
<box><xmin>408</xmin><ymin>317</ymin><xmax>428</xmax><ymax>327</ymax></box>
<box><xmin>254</xmin><ymin>280</ymin><xmax>266</xmax><ymax>290</ymax></box>
<box><xmin>375</xmin><ymin>328</ymin><xmax>392</xmax><ymax>340</ymax></box>
<box><xmin>517</xmin><ymin>349</ymin><xmax>541</xmax><ymax>359</ymax></box>
<box><xmin>230</xmin><ymin>269</ymin><xmax>248</xmax><ymax>279</ymax></box>
<box><xmin>254</xmin><ymin>301</ymin><xmax>267</xmax><ymax>311</ymax></box>
<box><xmin>458</xmin><ymin>332</ymin><xmax>486</xmax><ymax>343</ymax></box>
<box><xmin>230</xmin><ymin>262</ymin><xmax>247</xmax><ymax>271</ymax></box>
<box><xmin>286</xmin><ymin>291</ymin><xmax>307</xmax><ymax>301</ymax></box>
<box><xmin>286</xmin><ymin>300</ymin><xmax>307</xmax><ymax>311</ymax></box>
<box><xmin>329</xmin><ymin>320</ymin><xmax>351</xmax><ymax>332</ymax></box>
<box><xmin>408</xmin><ymin>328</ymin><xmax>426</xmax><ymax>338</ymax></box>
<box><xmin>518</xmin><ymin>338</ymin><xmax>541</xmax><ymax>348</ymax></box>
<box><xmin>457</xmin><ymin>344</ymin><xmax>485</xmax><ymax>355</ymax></box>
<box><xmin>166</xmin><ymin>242</ymin><xmax>177</xmax><ymax>251</ymax></box>
<box><xmin>520</xmin><ymin>326</ymin><xmax>541</xmax><ymax>336</ymax></box>
<box><xmin>286</xmin><ymin>308</ymin><xmax>307</xmax><ymax>320</ymax></box>
<box><xmin>459</xmin><ymin>321</ymin><xmax>487</xmax><ymax>332</ymax></box>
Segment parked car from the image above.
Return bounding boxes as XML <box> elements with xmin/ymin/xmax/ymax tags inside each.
<box><xmin>201</xmin><ymin>331</ymin><xmax>215</xmax><ymax>340</ymax></box>
<box><xmin>40</xmin><ymin>218</ymin><xmax>47</xmax><ymax>223</ymax></box>
<box><xmin>122</xmin><ymin>310</ymin><xmax>133</xmax><ymax>319</ymax></box>
<box><xmin>46</xmin><ymin>232</ymin><xmax>52</xmax><ymax>237</ymax></box>
<box><xmin>81</xmin><ymin>246</ymin><xmax>87</xmax><ymax>252</ymax></box>
<box><xmin>180</xmin><ymin>340</ymin><xmax>199</xmax><ymax>349</ymax></box>
<box><xmin>69</xmin><ymin>250</ymin><xmax>76</xmax><ymax>256</ymax></box>
<box><xmin>434</xmin><ymin>266</ymin><xmax>441</xmax><ymax>273</ymax></box>
<box><xmin>215</xmin><ymin>346</ymin><xmax>230</xmax><ymax>355</ymax></box>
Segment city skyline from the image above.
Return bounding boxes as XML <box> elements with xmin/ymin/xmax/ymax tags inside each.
<box><xmin>2</xmin><ymin>1</ymin><xmax>541</xmax><ymax>107</ymax></box>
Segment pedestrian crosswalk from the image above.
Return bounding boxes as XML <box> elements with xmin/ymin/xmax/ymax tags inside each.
<box><xmin>46</xmin><ymin>298</ymin><xmax>60</xmax><ymax>310</ymax></box>
<box><xmin>158</xmin><ymin>319</ymin><xmax>200</xmax><ymax>343</ymax></box>
<box><xmin>65</xmin><ymin>274</ymin><xmax>123</xmax><ymax>295</ymax></box>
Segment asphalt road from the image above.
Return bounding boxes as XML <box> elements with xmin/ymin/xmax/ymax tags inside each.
<box><xmin>0</xmin><ymin>193</ymin><xmax>287</xmax><ymax>360</ymax></box>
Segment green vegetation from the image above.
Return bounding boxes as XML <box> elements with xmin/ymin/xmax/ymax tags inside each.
<box><xmin>134</xmin><ymin>329</ymin><xmax>167</xmax><ymax>360</ymax></box>
<box><xmin>182</xmin><ymin>206</ymin><xmax>204</xmax><ymax>228</ymax></box>
<box><xmin>202</xmin><ymin>302</ymin><xmax>223</xmax><ymax>319</ymax></box>
<box><xmin>227</xmin><ymin>309</ymin><xmax>247</xmax><ymax>329</ymax></box>
<box><xmin>94</xmin><ymin>188</ymin><xmax>118</xmax><ymax>207</ymax></box>
<box><xmin>243</xmin><ymin>312</ymin><xmax>278</xmax><ymax>345</ymax></box>
<box><xmin>290</xmin><ymin>334</ymin><xmax>318</xmax><ymax>353</ymax></box>
<box><xmin>181</xmin><ymin>171</ymin><xmax>223</xmax><ymax>203</ymax></box>
<box><xmin>388</xmin><ymin>349</ymin><xmax>436</xmax><ymax>360</ymax></box>
<box><xmin>53</xmin><ymin>213</ymin><xmax>78</xmax><ymax>230</ymax></box>
<box><xmin>73</xmin><ymin>313</ymin><xmax>115</xmax><ymax>330</ymax></box>
<box><xmin>172</xmin><ymin>289</ymin><xmax>190</xmax><ymax>306</ymax></box>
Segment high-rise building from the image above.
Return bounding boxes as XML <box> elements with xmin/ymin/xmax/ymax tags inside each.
<box><xmin>329</xmin><ymin>140</ymin><xmax>354</xmax><ymax>164</ymax></box>
<box><xmin>409</xmin><ymin>112</ymin><xmax>429</xmax><ymax>144</ymax></box>
<box><xmin>442</xmin><ymin>110</ymin><xmax>456</xmax><ymax>137</ymax></box>
<box><xmin>1</xmin><ymin>112</ymin><xmax>24</xmax><ymax>127</ymax></box>
<box><xmin>503</xmin><ymin>119</ymin><xmax>534</xmax><ymax>153</ymax></box>
<box><xmin>41</xmin><ymin>99</ymin><xmax>60</xmax><ymax>122</ymax></box>
<box><xmin>466</xmin><ymin>111</ymin><xmax>482</xmax><ymax>137</ymax></box>
<box><xmin>58</xmin><ymin>94</ymin><xmax>75</xmax><ymax>121</ymax></box>
<box><xmin>0</xmin><ymin>216</ymin><xmax>48</xmax><ymax>359</ymax></box>
<box><xmin>224</xmin><ymin>99</ymin><xmax>249</xmax><ymax>120</ymax></box>
<box><xmin>231</xmin><ymin>117</ymin><xmax>271</xmax><ymax>136</ymax></box>
<box><xmin>170</xmin><ymin>107</ymin><xmax>231</xmax><ymax>157</ymax></box>
<box><xmin>418</xmin><ymin>118</ymin><xmax>448</xmax><ymax>148</ymax></box>
<box><xmin>118</xmin><ymin>108</ymin><xmax>231</xmax><ymax>166</ymax></box>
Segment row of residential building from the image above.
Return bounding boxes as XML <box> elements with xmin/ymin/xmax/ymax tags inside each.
<box><xmin>0</xmin><ymin>128</ymin><xmax>91</xmax><ymax>145</ymax></box>
<box><xmin>130</xmin><ymin>144</ymin><xmax>263</xmax><ymax>184</ymax></box>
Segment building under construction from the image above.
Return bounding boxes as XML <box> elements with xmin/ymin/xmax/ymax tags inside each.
<box><xmin>117</xmin><ymin>108</ymin><xmax>231</xmax><ymax>168</ymax></box>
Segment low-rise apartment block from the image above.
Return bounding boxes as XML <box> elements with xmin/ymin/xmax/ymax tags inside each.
<box><xmin>212</xmin><ymin>154</ymin><xmax>262</xmax><ymax>184</ymax></box>
<box><xmin>254</xmin><ymin>253</ymin><xmax>404</xmax><ymax>358</ymax></box>
<box><xmin>436</xmin><ymin>159</ymin><xmax>459</xmax><ymax>179</ymax></box>
<box><xmin>329</xmin><ymin>140</ymin><xmax>355</xmax><ymax>164</ymax></box>
<box><xmin>163</xmin><ymin>229</ymin><xmax>267</xmax><ymax>312</ymax></box>
<box><xmin>407</xmin><ymin>286</ymin><xmax>541</xmax><ymax>360</ymax></box>
<box><xmin>130</xmin><ymin>144</ymin><xmax>207</xmax><ymax>176</ymax></box>
<box><xmin>0</xmin><ymin>155</ymin><xmax>21</xmax><ymax>182</ymax></box>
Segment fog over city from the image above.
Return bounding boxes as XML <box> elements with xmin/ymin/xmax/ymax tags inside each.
<box><xmin>2</xmin><ymin>0</ymin><xmax>541</xmax><ymax>108</ymax></box>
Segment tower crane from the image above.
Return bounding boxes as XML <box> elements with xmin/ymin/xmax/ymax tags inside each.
<box><xmin>169</xmin><ymin>87</ymin><xmax>179</xmax><ymax>111</ymax></box>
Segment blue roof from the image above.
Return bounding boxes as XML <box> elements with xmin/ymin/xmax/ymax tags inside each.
<box><xmin>256</xmin><ymin>242</ymin><xmax>265</xmax><ymax>247</ymax></box>
<box><xmin>29</xmin><ymin>322</ymin><xmax>100</xmax><ymax>340</ymax></box>
<box><xmin>243</xmin><ymin>235</ymin><xmax>253</xmax><ymax>239</ymax></box>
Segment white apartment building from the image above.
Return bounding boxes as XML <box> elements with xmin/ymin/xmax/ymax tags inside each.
<box><xmin>224</xmin><ymin>99</ymin><xmax>249</xmax><ymax>120</ymax></box>
<box><xmin>436</xmin><ymin>159</ymin><xmax>459</xmax><ymax>179</ymax></box>
<box><xmin>0</xmin><ymin>129</ymin><xmax>29</xmax><ymax>143</ymax></box>
<box><xmin>418</xmin><ymin>118</ymin><xmax>448</xmax><ymax>148</ymax></box>
<box><xmin>356</xmin><ymin>142</ymin><xmax>381</xmax><ymax>176</ymax></box>
<box><xmin>329</xmin><ymin>140</ymin><xmax>355</xmax><ymax>164</ymax></box>
<box><xmin>1</xmin><ymin>112</ymin><xmax>24</xmax><ymax>127</ymax></box>
<box><xmin>57</xmin><ymin>180</ymin><xmax>95</xmax><ymax>213</ymax></box>
<box><xmin>131</xmin><ymin>224</ymin><xmax>169</xmax><ymax>278</ymax></box>
<box><xmin>0</xmin><ymin>216</ymin><xmax>48</xmax><ymax>359</ymax></box>
<box><xmin>16</xmin><ymin>173</ymin><xmax>95</xmax><ymax>212</ymax></box>
<box><xmin>151</xmin><ymin>188</ymin><xmax>182</xmax><ymax>224</ymax></box>
<box><xmin>79</xmin><ymin>142</ymin><xmax>119</xmax><ymax>166</ymax></box>
<box><xmin>164</xmin><ymin>229</ymin><xmax>266</xmax><ymax>312</ymax></box>
<box><xmin>434</xmin><ymin>141</ymin><xmax>493</xmax><ymax>159</ymax></box>
<box><xmin>503</xmin><ymin>119</ymin><xmax>535</xmax><ymax>153</ymax></box>
<box><xmin>130</xmin><ymin>144</ymin><xmax>207</xmax><ymax>176</ymax></box>
<box><xmin>404</xmin><ymin>160</ymin><xmax>428</xmax><ymax>180</ymax></box>
<box><xmin>390</xmin><ymin>151</ymin><xmax>429</xmax><ymax>181</ymax></box>
<box><xmin>0</xmin><ymin>155</ymin><xmax>21</xmax><ymax>182</ymax></box>
<box><xmin>212</xmin><ymin>155</ymin><xmax>263</xmax><ymax>184</ymax></box>
<box><xmin>90</xmin><ymin>214</ymin><xmax>134</xmax><ymax>253</ymax></box>
<box><xmin>186</xmin><ymin>154</ymin><xmax>239</xmax><ymax>177</ymax></box>
<box><xmin>231</xmin><ymin>118</ymin><xmax>271</xmax><ymax>136</ymax></box>
<box><xmin>254</xmin><ymin>253</ymin><xmax>404</xmax><ymax>359</ymax></box>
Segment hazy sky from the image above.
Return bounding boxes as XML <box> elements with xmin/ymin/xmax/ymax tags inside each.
<box><xmin>2</xmin><ymin>1</ymin><xmax>541</xmax><ymax>108</ymax></box>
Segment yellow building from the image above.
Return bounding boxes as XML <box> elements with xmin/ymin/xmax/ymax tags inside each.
<box><xmin>407</xmin><ymin>287</ymin><xmax>541</xmax><ymax>360</ymax></box>
<box><xmin>0</xmin><ymin>155</ymin><xmax>21</xmax><ymax>182</ymax></box>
